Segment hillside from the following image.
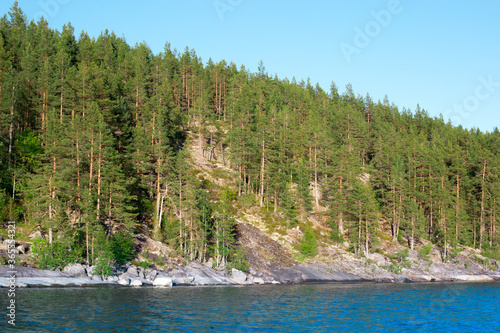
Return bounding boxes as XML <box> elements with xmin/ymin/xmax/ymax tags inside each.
<box><xmin>0</xmin><ymin>4</ymin><xmax>499</xmax><ymax>282</ymax></box>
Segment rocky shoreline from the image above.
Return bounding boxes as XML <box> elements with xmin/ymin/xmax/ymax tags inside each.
<box><xmin>1</xmin><ymin>223</ymin><xmax>499</xmax><ymax>288</ymax></box>
<box><xmin>1</xmin><ymin>261</ymin><xmax>499</xmax><ymax>288</ymax></box>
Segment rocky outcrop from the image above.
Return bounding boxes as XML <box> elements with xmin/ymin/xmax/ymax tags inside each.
<box><xmin>0</xmin><ymin>265</ymin><xmax>114</xmax><ymax>287</ymax></box>
<box><xmin>153</xmin><ymin>276</ymin><xmax>173</xmax><ymax>287</ymax></box>
<box><xmin>63</xmin><ymin>263</ymin><xmax>87</xmax><ymax>278</ymax></box>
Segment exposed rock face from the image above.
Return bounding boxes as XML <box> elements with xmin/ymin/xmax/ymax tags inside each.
<box><xmin>231</xmin><ymin>268</ymin><xmax>247</xmax><ymax>284</ymax></box>
<box><xmin>126</xmin><ymin>266</ymin><xmax>139</xmax><ymax>277</ymax></box>
<box><xmin>63</xmin><ymin>263</ymin><xmax>87</xmax><ymax>278</ymax></box>
<box><xmin>117</xmin><ymin>278</ymin><xmax>130</xmax><ymax>286</ymax></box>
<box><xmin>0</xmin><ymin>265</ymin><xmax>114</xmax><ymax>287</ymax></box>
<box><xmin>153</xmin><ymin>276</ymin><xmax>173</xmax><ymax>287</ymax></box>
<box><xmin>130</xmin><ymin>279</ymin><xmax>143</xmax><ymax>286</ymax></box>
<box><xmin>29</xmin><ymin>230</ymin><xmax>44</xmax><ymax>240</ymax></box>
<box><xmin>236</xmin><ymin>222</ymin><xmax>363</xmax><ymax>283</ymax></box>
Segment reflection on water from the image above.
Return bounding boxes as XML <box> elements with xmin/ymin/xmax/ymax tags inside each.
<box><xmin>1</xmin><ymin>282</ymin><xmax>499</xmax><ymax>332</ymax></box>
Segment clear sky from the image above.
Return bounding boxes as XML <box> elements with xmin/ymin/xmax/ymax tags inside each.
<box><xmin>2</xmin><ymin>0</ymin><xmax>499</xmax><ymax>132</ymax></box>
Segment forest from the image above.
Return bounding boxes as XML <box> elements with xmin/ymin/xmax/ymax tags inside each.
<box><xmin>0</xmin><ymin>3</ymin><xmax>499</xmax><ymax>272</ymax></box>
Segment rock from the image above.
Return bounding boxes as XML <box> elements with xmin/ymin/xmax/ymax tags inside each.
<box><xmin>16</xmin><ymin>245</ymin><xmax>26</xmax><ymax>254</ymax></box>
<box><xmin>370</xmin><ymin>253</ymin><xmax>388</xmax><ymax>266</ymax></box>
<box><xmin>63</xmin><ymin>263</ymin><xmax>87</xmax><ymax>278</ymax></box>
<box><xmin>86</xmin><ymin>266</ymin><xmax>95</xmax><ymax>276</ymax></box>
<box><xmin>117</xmin><ymin>278</ymin><xmax>130</xmax><ymax>285</ymax></box>
<box><xmin>453</xmin><ymin>274</ymin><xmax>494</xmax><ymax>282</ymax></box>
<box><xmin>145</xmin><ymin>269</ymin><xmax>158</xmax><ymax>280</ymax></box>
<box><xmin>253</xmin><ymin>277</ymin><xmax>265</xmax><ymax>284</ymax></box>
<box><xmin>153</xmin><ymin>276</ymin><xmax>173</xmax><ymax>287</ymax></box>
<box><xmin>29</xmin><ymin>230</ymin><xmax>44</xmax><ymax>240</ymax></box>
<box><xmin>204</xmin><ymin>258</ymin><xmax>214</xmax><ymax>268</ymax></box>
<box><xmin>127</xmin><ymin>265</ymin><xmax>139</xmax><ymax>277</ymax></box>
<box><xmin>231</xmin><ymin>268</ymin><xmax>247</xmax><ymax>284</ymax></box>
<box><xmin>92</xmin><ymin>275</ymin><xmax>102</xmax><ymax>281</ymax></box>
<box><xmin>106</xmin><ymin>275</ymin><xmax>118</xmax><ymax>282</ymax></box>
<box><xmin>138</xmin><ymin>271</ymin><xmax>146</xmax><ymax>279</ymax></box>
<box><xmin>169</xmin><ymin>269</ymin><xmax>195</xmax><ymax>285</ymax></box>
<box><xmin>130</xmin><ymin>279</ymin><xmax>143</xmax><ymax>287</ymax></box>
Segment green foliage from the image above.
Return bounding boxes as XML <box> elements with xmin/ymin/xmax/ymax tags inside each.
<box><xmin>31</xmin><ymin>238</ymin><xmax>80</xmax><ymax>270</ymax></box>
<box><xmin>111</xmin><ymin>232</ymin><xmax>135</xmax><ymax>265</ymax></box>
<box><xmin>227</xmin><ymin>247</ymin><xmax>249</xmax><ymax>273</ymax></box>
<box><xmin>329</xmin><ymin>221</ymin><xmax>344</xmax><ymax>244</ymax></box>
<box><xmin>132</xmin><ymin>260</ymin><xmax>151</xmax><ymax>269</ymax></box>
<box><xmin>92</xmin><ymin>256</ymin><xmax>114</xmax><ymax>278</ymax></box>
<box><xmin>237</xmin><ymin>193</ymin><xmax>256</xmax><ymax>209</ymax></box>
<box><xmin>387</xmin><ymin>263</ymin><xmax>402</xmax><ymax>274</ymax></box>
<box><xmin>300</xmin><ymin>227</ymin><xmax>318</xmax><ymax>257</ymax></box>
<box><xmin>394</xmin><ymin>248</ymin><xmax>412</xmax><ymax>268</ymax></box>
<box><xmin>418</xmin><ymin>243</ymin><xmax>433</xmax><ymax>262</ymax></box>
<box><xmin>0</xmin><ymin>3</ymin><xmax>499</xmax><ymax>274</ymax></box>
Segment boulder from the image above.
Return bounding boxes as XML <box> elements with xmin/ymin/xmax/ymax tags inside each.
<box><xmin>106</xmin><ymin>275</ymin><xmax>118</xmax><ymax>282</ymax></box>
<box><xmin>86</xmin><ymin>266</ymin><xmax>95</xmax><ymax>276</ymax></box>
<box><xmin>16</xmin><ymin>245</ymin><xmax>26</xmax><ymax>254</ymax></box>
<box><xmin>130</xmin><ymin>279</ymin><xmax>143</xmax><ymax>287</ymax></box>
<box><xmin>92</xmin><ymin>275</ymin><xmax>102</xmax><ymax>281</ymax></box>
<box><xmin>253</xmin><ymin>277</ymin><xmax>265</xmax><ymax>284</ymax></box>
<box><xmin>231</xmin><ymin>268</ymin><xmax>247</xmax><ymax>284</ymax></box>
<box><xmin>145</xmin><ymin>269</ymin><xmax>158</xmax><ymax>280</ymax></box>
<box><xmin>117</xmin><ymin>278</ymin><xmax>130</xmax><ymax>286</ymax></box>
<box><xmin>63</xmin><ymin>263</ymin><xmax>87</xmax><ymax>278</ymax></box>
<box><xmin>29</xmin><ymin>230</ymin><xmax>44</xmax><ymax>240</ymax></box>
<box><xmin>153</xmin><ymin>276</ymin><xmax>173</xmax><ymax>287</ymax></box>
<box><xmin>126</xmin><ymin>265</ymin><xmax>139</xmax><ymax>277</ymax></box>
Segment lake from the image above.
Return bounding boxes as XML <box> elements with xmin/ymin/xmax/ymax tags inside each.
<box><xmin>1</xmin><ymin>282</ymin><xmax>499</xmax><ymax>332</ymax></box>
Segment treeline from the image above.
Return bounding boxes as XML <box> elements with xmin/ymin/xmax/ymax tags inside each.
<box><xmin>0</xmin><ymin>3</ymin><xmax>499</xmax><ymax>269</ymax></box>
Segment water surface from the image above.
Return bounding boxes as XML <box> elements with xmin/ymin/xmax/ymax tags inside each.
<box><xmin>1</xmin><ymin>282</ymin><xmax>499</xmax><ymax>332</ymax></box>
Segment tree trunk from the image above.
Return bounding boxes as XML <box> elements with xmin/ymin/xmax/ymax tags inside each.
<box><xmin>259</xmin><ymin>139</ymin><xmax>265</xmax><ymax>207</ymax></box>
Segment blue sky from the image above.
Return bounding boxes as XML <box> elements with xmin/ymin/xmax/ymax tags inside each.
<box><xmin>2</xmin><ymin>0</ymin><xmax>499</xmax><ymax>132</ymax></box>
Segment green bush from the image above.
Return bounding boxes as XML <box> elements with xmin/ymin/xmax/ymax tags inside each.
<box><xmin>418</xmin><ymin>243</ymin><xmax>432</xmax><ymax>261</ymax></box>
<box><xmin>131</xmin><ymin>260</ymin><xmax>151</xmax><ymax>269</ymax></box>
<box><xmin>111</xmin><ymin>232</ymin><xmax>135</xmax><ymax>265</ymax></box>
<box><xmin>228</xmin><ymin>247</ymin><xmax>250</xmax><ymax>273</ymax></box>
<box><xmin>31</xmin><ymin>238</ymin><xmax>79</xmax><ymax>270</ymax></box>
<box><xmin>300</xmin><ymin>227</ymin><xmax>318</xmax><ymax>257</ymax></box>
<box><xmin>394</xmin><ymin>248</ymin><xmax>411</xmax><ymax>268</ymax></box>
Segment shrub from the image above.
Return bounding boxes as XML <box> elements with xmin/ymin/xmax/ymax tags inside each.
<box><xmin>31</xmin><ymin>238</ymin><xmax>79</xmax><ymax>270</ymax></box>
<box><xmin>300</xmin><ymin>227</ymin><xmax>318</xmax><ymax>257</ymax></box>
<box><xmin>111</xmin><ymin>232</ymin><xmax>135</xmax><ymax>265</ymax></box>
<box><xmin>394</xmin><ymin>248</ymin><xmax>412</xmax><ymax>268</ymax></box>
<box><xmin>418</xmin><ymin>243</ymin><xmax>432</xmax><ymax>262</ymax></box>
<box><xmin>227</xmin><ymin>247</ymin><xmax>249</xmax><ymax>273</ymax></box>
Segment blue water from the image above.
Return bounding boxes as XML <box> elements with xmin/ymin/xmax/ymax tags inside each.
<box><xmin>1</xmin><ymin>282</ymin><xmax>499</xmax><ymax>332</ymax></box>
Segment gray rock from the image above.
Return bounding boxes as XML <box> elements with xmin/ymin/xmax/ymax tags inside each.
<box><xmin>130</xmin><ymin>279</ymin><xmax>143</xmax><ymax>286</ymax></box>
<box><xmin>253</xmin><ymin>277</ymin><xmax>265</xmax><ymax>284</ymax></box>
<box><xmin>169</xmin><ymin>268</ymin><xmax>195</xmax><ymax>285</ymax></box>
<box><xmin>126</xmin><ymin>265</ymin><xmax>139</xmax><ymax>277</ymax></box>
<box><xmin>117</xmin><ymin>278</ymin><xmax>130</xmax><ymax>285</ymax></box>
<box><xmin>231</xmin><ymin>268</ymin><xmax>247</xmax><ymax>284</ymax></box>
<box><xmin>204</xmin><ymin>258</ymin><xmax>214</xmax><ymax>268</ymax></box>
<box><xmin>106</xmin><ymin>275</ymin><xmax>118</xmax><ymax>282</ymax></box>
<box><xmin>145</xmin><ymin>269</ymin><xmax>158</xmax><ymax>280</ymax></box>
<box><xmin>86</xmin><ymin>266</ymin><xmax>95</xmax><ymax>276</ymax></box>
<box><xmin>92</xmin><ymin>275</ymin><xmax>102</xmax><ymax>281</ymax></box>
<box><xmin>29</xmin><ymin>230</ymin><xmax>44</xmax><ymax>240</ymax></box>
<box><xmin>153</xmin><ymin>276</ymin><xmax>173</xmax><ymax>287</ymax></box>
<box><xmin>16</xmin><ymin>245</ymin><xmax>26</xmax><ymax>254</ymax></box>
<box><xmin>63</xmin><ymin>263</ymin><xmax>87</xmax><ymax>278</ymax></box>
